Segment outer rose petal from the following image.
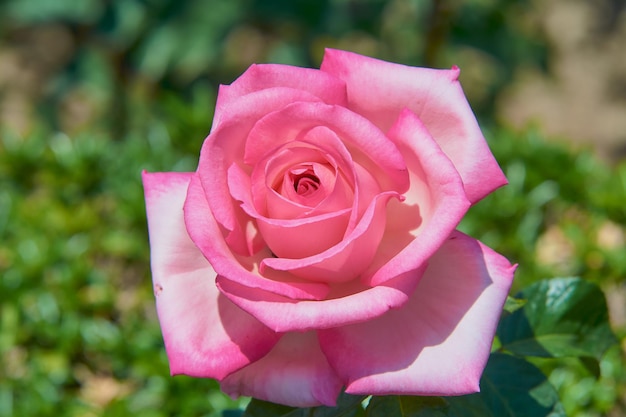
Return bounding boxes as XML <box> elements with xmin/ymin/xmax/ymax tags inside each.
<box><xmin>220</xmin><ymin>332</ymin><xmax>343</xmax><ymax>407</ymax></box>
<box><xmin>320</xmin><ymin>48</ymin><xmax>507</xmax><ymax>203</ymax></box>
<box><xmin>217</xmin><ymin>265</ymin><xmax>425</xmax><ymax>332</ymax></box>
<box><xmin>214</xmin><ymin>63</ymin><xmax>348</xmax><ymax>128</ymax></box>
<box><xmin>319</xmin><ymin>231</ymin><xmax>516</xmax><ymax>396</ymax></box>
<box><xmin>362</xmin><ymin>109</ymin><xmax>471</xmax><ymax>286</ymax></box>
<box><xmin>142</xmin><ymin>171</ymin><xmax>280</xmax><ymax>379</ymax></box>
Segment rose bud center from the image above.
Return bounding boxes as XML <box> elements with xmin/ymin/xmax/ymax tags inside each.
<box><xmin>290</xmin><ymin>166</ymin><xmax>321</xmax><ymax>196</ymax></box>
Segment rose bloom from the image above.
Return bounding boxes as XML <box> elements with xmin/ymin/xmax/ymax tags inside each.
<box><xmin>142</xmin><ymin>49</ymin><xmax>516</xmax><ymax>407</ymax></box>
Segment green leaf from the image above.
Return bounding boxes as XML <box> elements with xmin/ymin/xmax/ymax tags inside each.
<box><xmin>503</xmin><ymin>296</ymin><xmax>527</xmax><ymax>315</ymax></box>
<box><xmin>243</xmin><ymin>399</ymin><xmax>297</xmax><ymax>417</ymax></box>
<box><xmin>447</xmin><ymin>353</ymin><xmax>566</xmax><ymax>417</ymax></box>
<box><xmin>579</xmin><ymin>356</ymin><xmax>601</xmax><ymax>379</ymax></box>
<box><xmin>223</xmin><ymin>411</ymin><xmax>244</xmax><ymax>417</ymax></box>
<box><xmin>497</xmin><ymin>277</ymin><xmax>617</xmax><ymax>360</ymax></box>
<box><xmin>243</xmin><ymin>392</ymin><xmax>366</xmax><ymax>417</ymax></box>
<box><xmin>366</xmin><ymin>396</ymin><xmax>449</xmax><ymax>416</ymax></box>
<box><xmin>365</xmin><ymin>354</ymin><xmax>564</xmax><ymax>417</ymax></box>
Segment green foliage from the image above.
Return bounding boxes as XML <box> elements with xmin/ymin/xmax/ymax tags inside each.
<box><xmin>366</xmin><ymin>396</ymin><xmax>450</xmax><ymax>416</ymax></box>
<box><xmin>0</xmin><ymin>92</ymin><xmax>226</xmax><ymax>416</ymax></box>
<box><xmin>502</xmin><ymin>295</ymin><xmax>527</xmax><ymax>315</ymax></box>
<box><xmin>0</xmin><ymin>0</ymin><xmax>548</xmax><ymax>115</ymax></box>
<box><xmin>498</xmin><ymin>277</ymin><xmax>617</xmax><ymax>360</ymax></box>
<box><xmin>244</xmin><ymin>392</ymin><xmax>366</xmax><ymax>417</ymax></box>
<box><xmin>449</xmin><ymin>353</ymin><xmax>565</xmax><ymax>417</ymax></box>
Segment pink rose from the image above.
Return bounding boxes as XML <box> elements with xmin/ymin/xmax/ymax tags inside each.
<box><xmin>142</xmin><ymin>49</ymin><xmax>516</xmax><ymax>407</ymax></box>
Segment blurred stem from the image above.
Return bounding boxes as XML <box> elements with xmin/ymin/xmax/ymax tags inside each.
<box><xmin>111</xmin><ymin>50</ymin><xmax>129</xmax><ymax>140</ymax></box>
<box><xmin>424</xmin><ymin>0</ymin><xmax>453</xmax><ymax>67</ymax></box>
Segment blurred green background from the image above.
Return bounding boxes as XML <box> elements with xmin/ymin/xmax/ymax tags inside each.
<box><xmin>0</xmin><ymin>0</ymin><xmax>625</xmax><ymax>416</ymax></box>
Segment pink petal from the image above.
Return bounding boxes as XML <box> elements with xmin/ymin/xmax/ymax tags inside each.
<box><xmin>261</xmin><ymin>191</ymin><xmax>400</xmax><ymax>283</ymax></box>
<box><xmin>142</xmin><ymin>171</ymin><xmax>280</xmax><ymax>379</ymax></box>
<box><xmin>278</xmin><ymin>161</ymin><xmax>335</xmax><ymax>208</ymax></box>
<box><xmin>362</xmin><ymin>109</ymin><xmax>471</xmax><ymax>286</ymax></box>
<box><xmin>255</xmin><ymin>141</ymin><xmax>349</xmax><ymax>217</ymax></box>
<box><xmin>287</xmin><ymin>127</ymin><xmax>382</xmax><ymax>237</ymax></box>
<box><xmin>228</xmin><ymin>162</ymin><xmax>352</xmax><ymax>259</ymax></box>
<box><xmin>184</xmin><ymin>172</ymin><xmax>330</xmax><ymax>300</ymax></box>
<box><xmin>243</xmin><ymin>101</ymin><xmax>409</xmax><ymax>194</ymax></box>
<box><xmin>319</xmin><ymin>231</ymin><xmax>516</xmax><ymax>396</ymax></box>
<box><xmin>257</xmin><ymin>127</ymin><xmax>359</xmax><ymax>222</ymax></box>
<box><xmin>198</xmin><ymin>88</ymin><xmax>326</xmax><ymax>255</ymax></box>
<box><xmin>256</xmin><ymin>210</ymin><xmax>351</xmax><ymax>259</ymax></box>
<box><xmin>220</xmin><ymin>332</ymin><xmax>343</xmax><ymax>407</ymax></box>
<box><xmin>264</xmin><ymin>163</ymin><xmax>353</xmax><ymax>220</ymax></box>
<box><xmin>320</xmin><ymin>48</ymin><xmax>506</xmax><ymax>203</ymax></box>
<box><xmin>214</xmin><ymin>63</ymin><xmax>348</xmax><ymax>128</ymax></box>
<box><xmin>216</xmin><ymin>266</ymin><xmax>425</xmax><ymax>332</ymax></box>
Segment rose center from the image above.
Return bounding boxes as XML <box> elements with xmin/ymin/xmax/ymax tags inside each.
<box><xmin>289</xmin><ymin>167</ymin><xmax>320</xmax><ymax>196</ymax></box>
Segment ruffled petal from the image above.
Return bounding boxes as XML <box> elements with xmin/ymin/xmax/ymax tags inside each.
<box><xmin>319</xmin><ymin>231</ymin><xmax>516</xmax><ymax>396</ymax></box>
<box><xmin>220</xmin><ymin>332</ymin><xmax>343</xmax><ymax>407</ymax></box>
<box><xmin>228</xmin><ymin>162</ymin><xmax>352</xmax><ymax>259</ymax></box>
<box><xmin>216</xmin><ymin>266</ymin><xmax>425</xmax><ymax>332</ymax></box>
<box><xmin>252</xmin><ymin>139</ymin><xmax>352</xmax><ymax>218</ymax></box>
<box><xmin>214</xmin><ymin>63</ymin><xmax>348</xmax><ymax>128</ymax></box>
<box><xmin>243</xmin><ymin>101</ymin><xmax>409</xmax><ymax>194</ymax></box>
<box><xmin>320</xmin><ymin>48</ymin><xmax>506</xmax><ymax>203</ymax></box>
<box><xmin>142</xmin><ymin>171</ymin><xmax>280</xmax><ymax>379</ymax></box>
<box><xmin>184</xmin><ymin>172</ymin><xmax>330</xmax><ymax>300</ymax></box>
<box><xmin>362</xmin><ymin>109</ymin><xmax>471</xmax><ymax>286</ymax></box>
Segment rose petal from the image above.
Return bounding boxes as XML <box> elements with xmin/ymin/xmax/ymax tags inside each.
<box><xmin>362</xmin><ymin>109</ymin><xmax>471</xmax><ymax>286</ymax></box>
<box><xmin>228</xmin><ymin>163</ymin><xmax>352</xmax><ymax>259</ymax></box>
<box><xmin>248</xmin><ymin>135</ymin><xmax>355</xmax><ymax>219</ymax></box>
<box><xmin>259</xmin><ymin>144</ymin><xmax>344</xmax><ymax>216</ymax></box>
<box><xmin>184</xmin><ymin>172</ymin><xmax>330</xmax><ymax>300</ymax></box>
<box><xmin>319</xmin><ymin>231</ymin><xmax>516</xmax><ymax>396</ymax></box>
<box><xmin>320</xmin><ymin>48</ymin><xmax>507</xmax><ymax>203</ymax></box>
<box><xmin>199</xmin><ymin>88</ymin><xmax>326</xmax><ymax>255</ymax></box>
<box><xmin>249</xmin><ymin>127</ymin><xmax>376</xmax><ymax>234</ymax></box>
<box><xmin>214</xmin><ymin>63</ymin><xmax>348</xmax><ymax>128</ymax></box>
<box><xmin>243</xmin><ymin>101</ymin><xmax>409</xmax><ymax>194</ymax></box>
<box><xmin>264</xmin><ymin>163</ymin><xmax>353</xmax><ymax>220</ymax></box>
<box><xmin>256</xmin><ymin>211</ymin><xmax>351</xmax><ymax>259</ymax></box>
<box><xmin>142</xmin><ymin>171</ymin><xmax>280</xmax><ymax>379</ymax></box>
<box><xmin>278</xmin><ymin>127</ymin><xmax>382</xmax><ymax>236</ymax></box>
<box><xmin>261</xmin><ymin>191</ymin><xmax>400</xmax><ymax>282</ymax></box>
<box><xmin>216</xmin><ymin>265</ymin><xmax>425</xmax><ymax>332</ymax></box>
<box><xmin>268</xmin><ymin>127</ymin><xmax>364</xmax><ymax>225</ymax></box>
<box><xmin>220</xmin><ymin>332</ymin><xmax>343</xmax><ymax>407</ymax></box>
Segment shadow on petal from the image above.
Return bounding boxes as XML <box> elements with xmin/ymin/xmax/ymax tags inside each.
<box><xmin>320</xmin><ymin>232</ymin><xmax>515</xmax><ymax>396</ymax></box>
